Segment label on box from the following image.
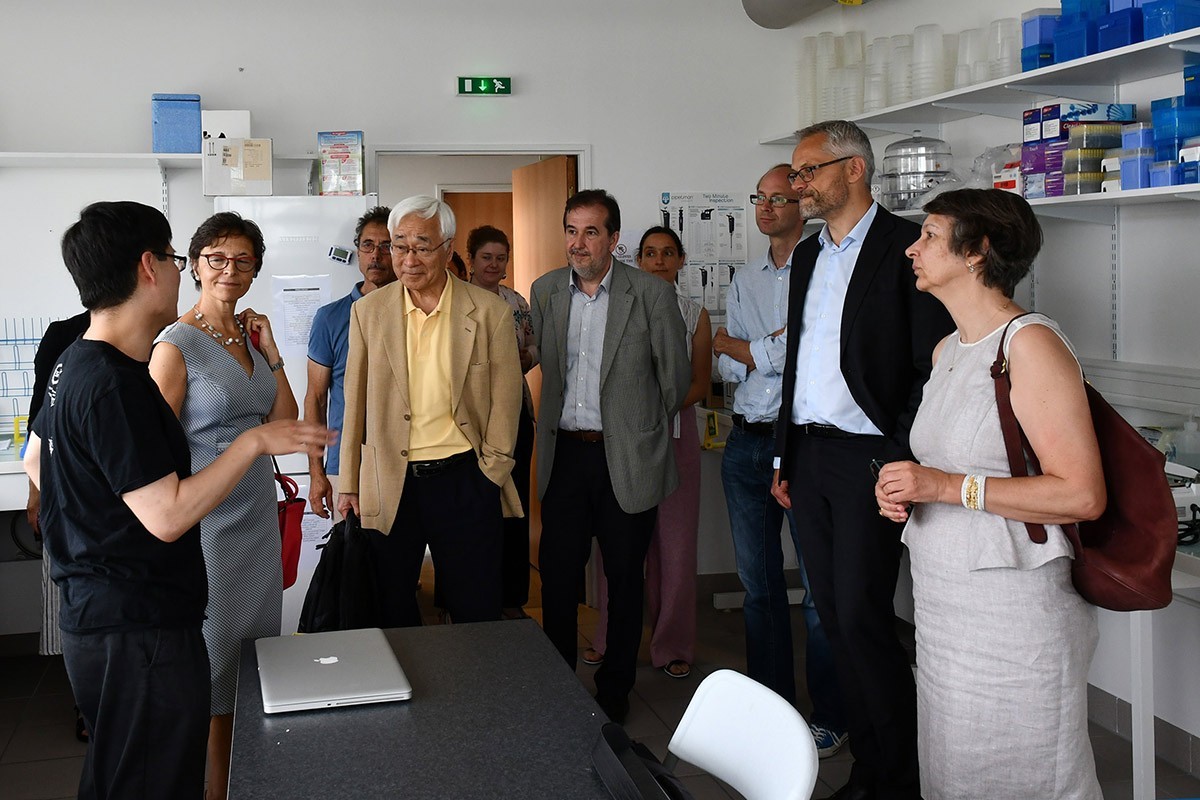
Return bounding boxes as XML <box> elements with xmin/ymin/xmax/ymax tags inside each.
<box><xmin>1023</xmin><ymin>108</ymin><xmax>1043</xmax><ymax>143</ymax></box>
<box><xmin>1042</xmin><ymin>104</ymin><xmax>1061</xmax><ymax>140</ymax></box>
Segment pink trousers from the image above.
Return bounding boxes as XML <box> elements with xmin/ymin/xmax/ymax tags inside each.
<box><xmin>591</xmin><ymin>407</ymin><xmax>700</xmax><ymax>667</ymax></box>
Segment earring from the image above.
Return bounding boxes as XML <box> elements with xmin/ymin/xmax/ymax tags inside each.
<box><xmin>190</xmin><ymin>269</ymin><xmax>199</xmax><ymax>281</ymax></box>
<box><xmin>967</xmin><ymin>261</ymin><xmax>976</xmax><ymax>273</ymax></box>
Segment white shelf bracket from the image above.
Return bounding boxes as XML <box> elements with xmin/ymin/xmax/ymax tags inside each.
<box><xmin>1030</xmin><ymin>204</ymin><xmax>1118</xmax><ymax>225</ymax></box>
<box><xmin>1002</xmin><ymin>83</ymin><xmax>1117</xmax><ymax>104</ymax></box>
<box><xmin>860</xmin><ymin>122</ymin><xmax>943</xmax><ymax>138</ymax></box>
<box><xmin>1168</xmin><ymin>42</ymin><xmax>1200</xmax><ymax>54</ymax></box>
<box><xmin>931</xmin><ymin>99</ymin><xmax>1029</xmax><ymax>120</ymax></box>
<box><xmin>158</xmin><ymin>162</ymin><xmax>169</xmax><ymax>217</ymax></box>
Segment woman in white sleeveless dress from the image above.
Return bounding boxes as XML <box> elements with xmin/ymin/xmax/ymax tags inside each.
<box><xmin>873</xmin><ymin>189</ymin><xmax>1104</xmax><ymax>800</ymax></box>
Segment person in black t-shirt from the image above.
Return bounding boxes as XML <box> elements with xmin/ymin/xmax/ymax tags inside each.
<box><xmin>24</xmin><ymin>201</ymin><xmax>330</xmax><ymax>800</ymax></box>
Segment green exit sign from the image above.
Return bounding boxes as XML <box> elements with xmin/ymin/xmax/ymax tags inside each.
<box><xmin>458</xmin><ymin>76</ymin><xmax>512</xmax><ymax>96</ymax></box>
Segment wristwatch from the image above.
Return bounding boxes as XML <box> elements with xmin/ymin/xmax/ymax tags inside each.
<box><xmin>269</xmin><ymin>358</ymin><xmax>285</xmax><ymax>372</ymax></box>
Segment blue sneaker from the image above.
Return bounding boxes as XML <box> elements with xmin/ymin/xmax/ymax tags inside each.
<box><xmin>809</xmin><ymin>723</ymin><xmax>849</xmax><ymax>759</ymax></box>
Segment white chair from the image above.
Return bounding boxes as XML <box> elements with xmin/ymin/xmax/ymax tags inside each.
<box><xmin>663</xmin><ymin>669</ymin><xmax>818</xmax><ymax>800</ymax></box>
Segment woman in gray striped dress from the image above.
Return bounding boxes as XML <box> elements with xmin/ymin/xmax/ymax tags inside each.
<box><xmin>150</xmin><ymin>212</ymin><xmax>298</xmax><ymax>800</ymax></box>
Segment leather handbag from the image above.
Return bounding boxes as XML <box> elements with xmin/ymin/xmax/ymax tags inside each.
<box><xmin>273</xmin><ymin>456</ymin><xmax>305</xmax><ymax>590</ymax></box>
<box><xmin>991</xmin><ymin>315</ymin><xmax>1176</xmax><ymax>611</ymax></box>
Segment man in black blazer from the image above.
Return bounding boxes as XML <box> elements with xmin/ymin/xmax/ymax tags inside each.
<box><xmin>771</xmin><ymin>120</ymin><xmax>953</xmax><ymax>800</ymax></box>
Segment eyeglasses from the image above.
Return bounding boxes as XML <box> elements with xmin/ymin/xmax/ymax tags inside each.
<box><xmin>356</xmin><ymin>241</ymin><xmax>391</xmax><ymax>255</ymax></box>
<box><xmin>750</xmin><ymin>194</ymin><xmax>801</xmax><ymax>207</ymax></box>
<box><xmin>391</xmin><ymin>238</ymin><xmax>451</xmax><ymax>260</ymax></box>
<box><xmin>787</xmin><ymin>156</ymin><xmax>853</xmax><ymax>186</ymax></box>
<box><xmin>199</xmin><ymin>253</ymin><xmax>257</xmax><ymax>273</ymax></box>
<box><xmin>153</xmin><ymin>252</ymin><xmax>188</xmax><ymax>272</ymax></box>
<box><xmin>869</xmin><ymin>459</ymin><xmax>886</xmax><ymax>481</ymax></box>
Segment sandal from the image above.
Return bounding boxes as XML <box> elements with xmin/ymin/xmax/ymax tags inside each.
<box><xmin>662</xmin><ymin>660</ymin><xmax>691</xmax><ymax>679</ymax></box>
<box><xmin>582</xmin><ymin>647</ymin><xmax>604</xmax><ymax>666</ymax></box>
<box><xmin>74</xmin><ymin>706</ymin><xmax>89</xmax><ymax>744</ymax></box>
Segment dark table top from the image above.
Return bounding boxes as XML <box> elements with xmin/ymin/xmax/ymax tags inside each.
<box><xmin>229</xmin><ymin>619</ymin><xmax>611</xmax><ymax>799</ymax></box>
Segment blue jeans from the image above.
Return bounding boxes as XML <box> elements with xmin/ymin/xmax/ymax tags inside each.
<box><xmin>721</xmin><ymin>424</ymin><xmax>846</xmax><ymax>731</ymax></box>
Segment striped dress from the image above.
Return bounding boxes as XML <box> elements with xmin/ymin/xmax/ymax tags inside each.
<box><xmin>156</xmin><ymin>322</ymin><xmax>282</xmax><ymax>716</ymax></box>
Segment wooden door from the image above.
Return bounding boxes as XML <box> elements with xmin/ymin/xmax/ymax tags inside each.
<box><xmin>443</xmin><ymin>191</ymin><xmax>514</xmax><ymax>288</ymax></box>
<box><xmin>511</xmin><ymin>155</ymin><xmax>577</xmax><ymax>567</ymax></box>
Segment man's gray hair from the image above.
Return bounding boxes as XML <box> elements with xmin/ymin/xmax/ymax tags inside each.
<box><xmin>388</xmin><ymin>195</ymin><xmax>457</xmax><ymax>242</ymax></box>
<box><xmin>796</xmin><ymin>120</ymin><xmax>876</xmax><ymax>184</ymax></box>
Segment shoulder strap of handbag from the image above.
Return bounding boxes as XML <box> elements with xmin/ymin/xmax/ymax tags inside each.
<box><xmin>990</xmin><ymin>312</ymin><xmax>1050</xmax><ymax>545</ymax></box>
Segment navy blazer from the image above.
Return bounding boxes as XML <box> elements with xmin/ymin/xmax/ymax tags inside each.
<box><xmin>774</xmin><ymin>205</ymin><xmax>954</xmax><ymax>468</ymax></box>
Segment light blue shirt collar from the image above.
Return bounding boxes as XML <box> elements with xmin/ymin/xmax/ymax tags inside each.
<box><xmin>817</xmin><ymin>201</ymin><xmax>880</xmax><ymax>253</ymax></box>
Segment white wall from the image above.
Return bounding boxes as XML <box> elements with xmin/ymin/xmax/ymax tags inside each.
<box><xmin>376</xmin><ymin>154</ymin><xmax>541</xmax><ymax>206</ymax></box>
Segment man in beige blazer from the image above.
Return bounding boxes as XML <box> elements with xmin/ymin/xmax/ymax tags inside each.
<box><xmin>337</xmin><ymin>195</ymin><xmax>523</xmax><ymax>625</ymax></box>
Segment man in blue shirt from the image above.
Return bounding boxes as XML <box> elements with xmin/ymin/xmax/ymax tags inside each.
<box><xmin>305</xmin><ymin>206</ymin><xmax>394</xmax><ymax>518</ymax></box>
<box><xmin>713</xmin><ymin>164</ymin><xmax>847</xmax><ymax>757</ymax></box>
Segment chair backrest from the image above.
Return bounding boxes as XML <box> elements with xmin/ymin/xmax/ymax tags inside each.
<box><xmin>666</xmin><ymin>669</ymin><xmax>818</xmax><ymax>800</ymax></box>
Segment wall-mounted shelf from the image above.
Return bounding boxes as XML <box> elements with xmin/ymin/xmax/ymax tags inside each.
<box><xmin>883</xmin><ymin>184</ymin><xmax>1200</xmax><ymax>225</ymax></box>
<box><xmin>762</xmin><ymin>29</ymin><xmax>1200</xmax><ymax>143</ymax></box>
<box><xmin>0</xmin><ymin>152</ymin><xmax>317</xmax><ymax>169</ymax></box>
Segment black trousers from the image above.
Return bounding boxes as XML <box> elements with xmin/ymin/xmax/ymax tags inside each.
<box><xmin>62</xmin><ymin>626</ymin><xmax>210</xmax><ymax>800</ymax></box>
<box><xmin>501</xmin><ymin>407</ymin><xmax>535</xmax><ymax>607</ymax></box>
<box><xmin>371</xmin><ymin>455</ymin><xmax>504</xmax><ymax>626</ymax></box>
<box><xmin>785</xmin><ymin>430</ymin><xmax>921</xmax><ymax>800</ymax></box>
<box><xmin>539</xmin><ymin>436</ymin><xmax>655</xmax><ymax>702</ymax></box>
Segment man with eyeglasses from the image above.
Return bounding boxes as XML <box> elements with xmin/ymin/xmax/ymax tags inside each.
<box><xmin>25</xmin><ymin>201</ymin><xmax>328</xmax><ymax>799</ymax></box>
<box><xmin>712</xmin><ymin>163</ymin><xmax>848</xmax><ymax>758</ymax></box>
<box><xmin>530</xmin><ymin>189</ymin><xmax>691</xmax><ymax>724</ymax></box>
<box><xmin>337</xmin><ymin>195</ymin><xmax>523</xmax><ymax>626</ymax></box>
<box><xmin>770</xmin><ymin>121</ymin><xmax>953</xmax><ymax>800</ymax></box>
<box><xmin>305</xmin><ymin>206</ymin><xmax>396</xmax><ymax>520</ymax></box>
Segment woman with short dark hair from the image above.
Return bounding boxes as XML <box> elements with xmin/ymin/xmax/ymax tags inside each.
<box><xmin>149</xmin><ymin>211</ymin><xmax>298</xmax><ymax>800</ymax></box>
<box><xmin>873</xmin><ymin>189</ymin><xmax>1103</xmax><ymax>798</ymax></box>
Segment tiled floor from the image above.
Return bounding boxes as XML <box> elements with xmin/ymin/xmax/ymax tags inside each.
<box><xmin>2</xmin><ymin>568</ymin><xmax>1200</xmax><ymax>799</ymax></box>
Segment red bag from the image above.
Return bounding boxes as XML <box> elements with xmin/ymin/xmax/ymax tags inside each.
<box><xmin>991</xmin><ymin>315</ymin><xmax>1176</xmax><ymax>611</ymax></box>
<box><xmin>274</xmin><ymin>465</ymin><xmax>305</xmax><ymax>590</ymax></box>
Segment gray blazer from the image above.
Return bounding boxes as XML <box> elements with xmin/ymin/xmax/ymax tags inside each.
<box><xmin>531</xmin><ymin>260</ymin><xmax>691</xmax><ymax>514</ymax></box>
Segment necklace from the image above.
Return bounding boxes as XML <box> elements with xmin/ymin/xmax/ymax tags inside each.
<box><xmin>945</xmin><ymin>301</ymin><xmax>1012</xmax><ymax>373</ymax></box>
<box><xmin>192</xmin><ymin>305</ymin><xmax>245</xmax><ymax>346</ymax></box>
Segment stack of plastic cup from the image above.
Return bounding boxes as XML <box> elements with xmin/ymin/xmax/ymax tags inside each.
<box><xmin>889</xmin><ymin>34</ymin><xmax>913</xmax><ymax>106</ymax></box>
<box><xmin>797</xmin><ymin>36</ymin><xmax>817</xmax><ymax>128</ymax></box>
<box><xmin>864</xmin><ymin>37</ymin><xmax>891</xmax><ymax>112</ymax></box>
<box><xmin>842</xmin><ymin>31</ymin><xmax>865</xmax><ymax>68</ymax></box>
<box><xmin>988</xmin><ymin>18</ymin><xmax>1021</xmax><ymax>79</ymax></box>
<box><xmin>954</xmin><ymin>27</ymin><xmax>987</xmax><ymax>85</ymax></box>
<box><xmin>842</xmin><ymin>63</ymin><xmax>864</xmax><ymax>117</ymax></box>
<box><xmin>943</xmin><ymin>33</ymin><xmax>958</xmax><ymax>91</ymax></box>
<box><xmin>814</xmin><ymin>31</ymin><xmax>842</xmax><ymax>123</ymax></box>
<box><xmin>911</xmin><ymin>24</ymin><xmax>945</xmax><ymax>99</ymax></box>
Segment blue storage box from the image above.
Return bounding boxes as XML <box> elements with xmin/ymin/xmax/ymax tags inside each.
<box><xmin>1142</xmin><ymin>0</ymin><xmax>1200</xmax><ymax>37</ymax></box>
<box><xmin>1120</xmin><ymin>150</ymin><xmax>1155</xmax><ymax>188</ymax></box>
<box><xmin>1149</xmin><ymin>159</ymin><xmax>1183</xmax><ymax>185</ymax></box>
<box><xmin>1182</xmin><ymin>160</ymin><xmax>1200</xmax><ymax>182</ymax></box>
<box><xmin>1022</xmin><ymin>43</ymin><xmax>1056</xmax><ymax>70</ymax></box>
<box><xmin>1098</xmin><ymin>7</ymin><xmax>1145</xmax><ymax>49</ymax></box>
<box><xmin>1063</xmin><ymin>0</ymin><xmax>1111</xmax><ymax>19</ymax></box>
<box><xmin>1109</xmin><ymin>0</ymin><xmax>1145</xmax><ymax>9</ymax></box>
<box><xmin>1023</xmin><ymin>10</ymin><xmax>1061</xmax><ymax>46</ymax></box>
<box><xmin>1185</xmin><ymin>63</ymin><xmax>1200</xmax><ymax>98</ymax></box>
<box><xmin>1054</xmin><ymin>18</ymin><xmax>1099</xmax><ymax>61</ymax></box>
<box><xmin>1123</xmin><ymin>122</ymin><xmax>1155</xmax><ymax>148</ymax></box>
<box><xmin>151</xmin><ymin>93</ymin><xmax>201</xmax><ymax>154</ymax></box>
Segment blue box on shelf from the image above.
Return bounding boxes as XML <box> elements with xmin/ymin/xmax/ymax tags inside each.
<box><xmin>1063</xmin><ymin>0</ymin><xmax>1111</xmax><ymax>19</ymax></box>
<box><xmin>1054</xmin><ymin>18</ymin><xmax>1099</xmax><ymax>61</ymax></box>
<box><xmin>1097</xmin><ymin>7</ymin><xmax>1145</xmax><ymax>49</ymax></box>
<box><xmin>1023</xmin><ymin>10</ymin><xmax>1062</xmax><ymax>46</ymax></box>
<box><xmin>1108</xmin><ymin>0</ymin><xmax>1146</xmax><ymax>9</ymax></box>
<box><xmin>151</xmin><ymin>93</ymin><xmax>201</xmax><ymax>154</ymax></box>
<box><xmin>1182</xmin><ymin>161</ymin><xmax>1200</xmax><ymax>182</ymax></box>
<box><xmin>1185</xmin><ymin>64</ymin><xmax>1200</xmax><ymax>98</ymax></box>
<box><xmin>1022</xmin><ymin>43</ymin><xmax>1056</xmax><ymax>70</ymax></box>
<box><xmin>1123</xmin><ymin>122</ymin><xmax>1156</xmax><ymax>148</ymax></box>
<box><xmin>1142</xmin><ymin>0</ymin><xmax>1200</xmax><ymax>37</ymax></box>
<box><xmin>1120</xmin><ymin>150</ymin><xmax>1156</xmax><ymax>188</ymax></box>
<box><xmin>1149</xmin><ymin>159</ymin><xmax>1183</xmax><ymax>185</ymax></box>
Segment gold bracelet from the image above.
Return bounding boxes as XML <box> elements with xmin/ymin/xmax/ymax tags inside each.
<box><xmin>962</xmin><ymin>474</ymin><xmax>983</xmax><ymax>511</ymax></box>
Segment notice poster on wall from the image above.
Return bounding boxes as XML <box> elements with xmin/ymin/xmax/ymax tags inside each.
<box><xmin>656</xmin><ymin>192</ymin><xmax>747</xmax><ymax>323</ymax></box>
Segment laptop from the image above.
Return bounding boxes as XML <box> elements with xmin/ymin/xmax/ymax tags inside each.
<box><xmin>255</xmin><ymin>628</ymin><xmax>413</xmax><ymax>714</ymax></box>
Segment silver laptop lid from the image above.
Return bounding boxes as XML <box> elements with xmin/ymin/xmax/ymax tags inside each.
<box><xmin>255</xmin><ymin>628</ymin><xmax>412</xmax><ymax>714</ymax></box>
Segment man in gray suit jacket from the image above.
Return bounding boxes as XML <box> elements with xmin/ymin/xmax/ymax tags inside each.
<box><xmin>531</xmin><ymin>189</ymin><xmax>690</xmax><ymax>724</ymax></box>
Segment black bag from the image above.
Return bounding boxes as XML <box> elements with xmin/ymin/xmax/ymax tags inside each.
<box><xmin>298</xmin><ymin>511</ymin><xmax>384</xmax><ymax>633</ymax></box>
<box><xmin>591</xmin><ymin>722</ymin><xmax>694</xmax><ymax>800</ymax></box>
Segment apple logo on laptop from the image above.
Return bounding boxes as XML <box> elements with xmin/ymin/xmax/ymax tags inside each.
<box><xmin>314</xmin><ymin>656</ymin><xmax>339</xmax><ymax>665</ymax></box>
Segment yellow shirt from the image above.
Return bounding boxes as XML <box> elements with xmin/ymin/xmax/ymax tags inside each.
<box><xmin>403</xmin><ymin>278</ymin><xmax>472</xmax><ymax>461</ymax></box>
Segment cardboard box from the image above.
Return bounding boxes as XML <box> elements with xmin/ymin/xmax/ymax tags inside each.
<box><xmin>318</xmin><ymin>131</ymin><xmax>365</xmax><ymax>196</ymax></box>
<box><xmin>151</xmin><ymin>93</ymin><xmax>201</xmax><ymax>153</ymax></box>
<box><xmin>993</xmin><ymin>161</ymin><xmax>1023</xmax><ymax>194</ymax></box>
<box><xmin>202</xmin><ymin>110</ymin><xmax>251</xmax><ymax>141</ymax></box>
<box><xmin>202</xmin><ymin>138</ymin><xmax>273</xmax><ymax>196</ymax></box>
<box><xmin>1023</xmin><ymin>108</ymin><xmax>1044</xmax><ymax>143</ymax></box>
<box><xmin>1041</xmin><ymin>102</ymin><xmax>1137</xmax><ymax>140</ymax></box>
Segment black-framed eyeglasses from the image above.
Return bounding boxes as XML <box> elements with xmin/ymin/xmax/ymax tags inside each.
<box><xmin>153</xmin><ymin>252</ymin><xmax>188</xmax><ymax>272</ymax></box>
<box><xmin>750</xmin><ymin>194</ymin><xmax>801</xmax><ymax>207</ymax></box>
<box><xmin>356</xmin><ymin>240</ymin><xmax>391</xmax><ymax>255</ymax></box>
<box><xmin>199</xmin><ymin>253</ymin><xmax>257</xmax><ymax>273</ymax></box>
<box><xmin>787</xmin><ymin>156</ymin><xmax>853</xmax><ymax>186</ymax></box>
<box><xmin>391</xmin><ymin>238</ymin><xmax>451</xmax><ymax>260</ymax></box>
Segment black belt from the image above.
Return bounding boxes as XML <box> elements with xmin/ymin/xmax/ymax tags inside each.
<box><xmin>559</xmin><ymin>429</ymin><xmax>604</xmax><ymax>443</ymax></box>
<box><xmin>408</xmin><ymin>449</ymin><xmax>475</xmax><ymax>478</ymax></box>
<box><xmin>731</xmin><ymin>414</ymin><xmax>776</xmax><ymax>436</ymax></box>
<box><xmin>791</xmin><ymin>422</ymin><xmax>877</xmax><ymax>440</ymax></box>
